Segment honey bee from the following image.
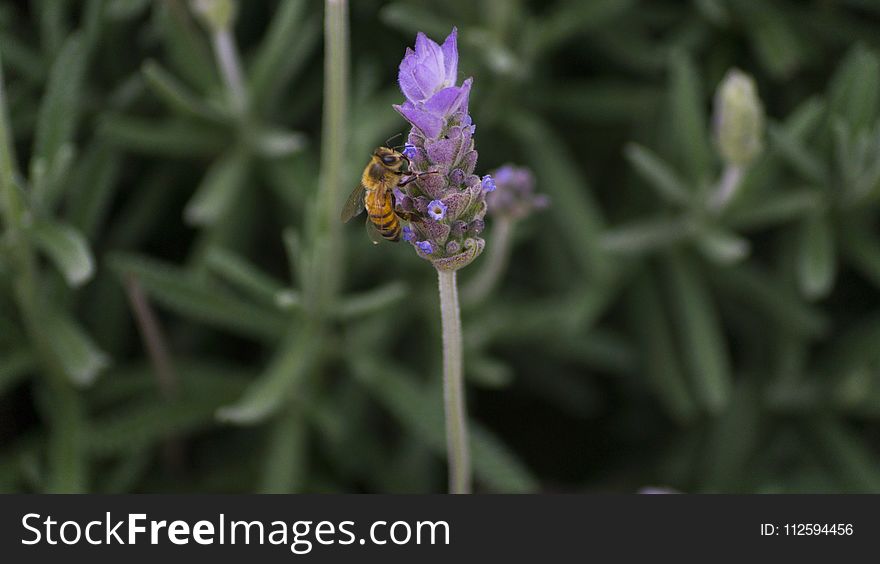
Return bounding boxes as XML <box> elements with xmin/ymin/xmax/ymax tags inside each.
<box><xmin>341</xmin><ymin>146</ymin><xmax>411</xmax><ymax>243</ymax></box>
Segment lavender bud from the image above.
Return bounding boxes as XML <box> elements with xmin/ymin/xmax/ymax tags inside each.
<box><xmin>191</xmin><ymin>0</ymin><xmax>237</xmax><ymax>30</ymax></box>
<box><xmin>713</xmin><ymin>69</ymin><xmax>765</xmax><ymax>167</ymax></box>
<box><xmin>486</xmin><ymin>164</ymin><xmax>548</xmax><ymax>220</ymax></box>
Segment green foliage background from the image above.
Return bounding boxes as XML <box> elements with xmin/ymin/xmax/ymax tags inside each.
<box><xmin>3</xmin><ymin>0</ymin><xmax>880</xmax><ymax>493</ymax></box>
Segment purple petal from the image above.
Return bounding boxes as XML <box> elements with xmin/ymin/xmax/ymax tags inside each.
<box><xmin>441</xmin><ymin>28</ymin><xmax>459</xmax><ymax>85</ymax></box>
<box><xmin>414</xmin><ymin>33</ymin><xmax>445</xmax><ymax>88</ymax></box>
<box><xmin>398</xmin><ymin>49</ymin><xmax>428</xmax><ymax>101</ymax></box>
<box><xmin>394</xmin><ymin>103</ymin><xmax>443</xmax><ymax>138</ymax></box>
<box><xmin>424</xmin><ymin>86</ymin><xmax>468</xmax><ymax>119</ymax></box>
<box><xmin>413</xmin><ymin>63</ymin><xmax>443</xmax><ymax>99</ymax></box>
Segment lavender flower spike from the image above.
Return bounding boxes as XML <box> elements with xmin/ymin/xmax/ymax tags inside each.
<box><xmin>394</xmin><ymin>28</ymin><xmax>486</xmax><ymax>272</ymax></box>
<box><xmin>486</xmin><ymin>164</ymin><xmax>549</xmax><ymax>220</ymax></box>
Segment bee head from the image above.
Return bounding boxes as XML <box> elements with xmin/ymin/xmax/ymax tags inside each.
<box><xmin>375</xmin><ymin>147</ymin><xmax>406</xmax><ymax>171</ymax></box>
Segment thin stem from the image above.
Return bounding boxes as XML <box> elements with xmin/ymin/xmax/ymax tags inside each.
<box><xmin>711</xmin><ymin>164</ymin><xmax>744</xmax><ymax>211</ymax></box>
<box><xmin>212</xmin><ymin>27</ymin><xmax>247</xmax><ymax>115</ymax></box>
<box><xmin>438</xmin><ymin>269</ymin><xmax>471</xmax><ymax>494</ymax></box>
<box><xmin>310</xmin><ymin>0</ymin><xmax>348</xmax><ymax>313</ymax></box>
<box><xmin>462</xmin><ymin>217</ymin><xmax>514</xmax><ymax>305</ymax></box>
<box><xmin>123</xmin><ymin>275</ymin><xmax>178</xmax><ymax>399</ymax></box>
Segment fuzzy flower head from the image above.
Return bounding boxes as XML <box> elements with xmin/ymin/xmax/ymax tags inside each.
<box><xmin>713</xmin><ymin>69</ymin><xmax>765</xmax><ymax>167</ymax></box>
<box><xmin>486</xmin><ymin>165</ymin><xmax>549</xmax><ymax>220</ymax></box>
<box><xmin>393</xmin><ymin>29</ymin><xmax>486</xmax><ymax>271</ymax></box>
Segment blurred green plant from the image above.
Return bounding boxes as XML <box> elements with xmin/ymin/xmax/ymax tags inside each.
<box><xmin>2</xmin><ymin>0</ymin><xmax>880</xmax><ymax>494</ymax></box>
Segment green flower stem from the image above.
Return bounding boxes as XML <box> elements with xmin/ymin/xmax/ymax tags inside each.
<box><xmin>711</xmin><ymin>164</ymin><xmax>744</xmax><ymax>211</ymax></box>
<box><xmin>211</xmin><ymin>26</ymin><xmax>247</xmax><ymax>114</ymax></box>
<box><xmin>463</xmin><ymin>216</ymin><xmax>514</xmax><ymax>306</ymax></box>
<box><xmin>437</xmin><ymin>268</ymin><xmax>471</xmax><ymax>494</ymax></box>
<box><xmin>312</xmin><ymin>0</ymin><xmax>348</xmax><ymax>312</ymax></box>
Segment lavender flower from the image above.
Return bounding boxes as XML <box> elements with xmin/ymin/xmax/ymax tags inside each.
<box><xmin>427</xmin><ymin>199</ymin><xmax>448</xmax><ymax>221</ymax></box>
<box><xmin>481</xmin><ymin>175</ymin><xmax>496</xmax><ymax>193</ymax></box>
<box><xmin>486</xmin><ymin>164</ymin><xmax>549</xmax><ymax>220</ymax></box>
<box><xmin>393</xmin><ymin>28</ymin><xmax>486</xmax><ymax>272</ymax></box>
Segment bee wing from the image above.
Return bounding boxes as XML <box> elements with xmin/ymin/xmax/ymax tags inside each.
<box><xmin>340</xmin><ymin>183</ymin><xmax>367</xmax><ymax>223</ymax></box>
<box><xmin>365</xmin><ymin>217</ymin><xmax>383</xmax><ymax>245</ymax></box>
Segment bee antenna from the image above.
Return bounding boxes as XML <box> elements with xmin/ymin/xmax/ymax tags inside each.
<box><xmin>384</xmin><ymin>132</ymin><xmax>404</xmax><ymax>147</ymax></box>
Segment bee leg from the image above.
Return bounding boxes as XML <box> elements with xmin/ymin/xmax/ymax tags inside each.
<box><xmin>399</xmin><ymin>170</ymin><xmax>441</xmax><ymax>187</ymax></box>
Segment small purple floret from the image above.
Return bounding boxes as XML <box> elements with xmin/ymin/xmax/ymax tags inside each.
<box><xmin>481</xmin><ymin>174</ymin><xmax>496</xmax><ymax>193</ymax></box>
<box><xmin>416</xmin><ymin>240</ymin><xmax>433</xmax><ymax>254</ymax></box>
<box><xmin>402</xmin><ymin>225</ymin><xmax>415</xmax><ymax>242</ymax></box>
<box><xmin>427</xmin><ymin>199</ymin><xmax>448</xmax><ymax>221</ymax></box>
<box><xmin>402</xmin><ymin>143</ymin><xmax>418</xmax><ymax>160</ymax></box>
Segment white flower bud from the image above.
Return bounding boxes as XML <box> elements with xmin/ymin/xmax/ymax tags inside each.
<box><xmin>191</xmin><ymin>0</ymin><xmax>237</xmax><ymax>31</ymax></box>
<box><xmin>713</xmin><ymin>69</ymin><xmax>765</xmax><ymax>167</ymax></box>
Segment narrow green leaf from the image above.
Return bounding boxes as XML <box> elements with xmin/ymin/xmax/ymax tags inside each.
<box><xmin>625</xmin><ymin>143</ymin><xmax>692</xmax><ymax>205</ymax></box>
<box><xmin>89</xmin><ymin>397</ymin><xmax>233</xmax><ymax>456</ymax></box>
<box><xmin>840</xmin><ymin>219</ymin><xmax>880</xmax><ymax>290</ymax></box>
<box><xmin>507</xmin><ymin>112</ymin><xmax>608</xmax><ymax>279</ymax></box>
<box><xmin>248</xmin><ymin>0</ymin><xmax>320</xmax><ymax>113</ymax></box>
<box><xmin>352</xmin><ymin>359</ymin><xmax>538</xmax><ymax>492</ymax></box>
<box><xmin>628</xmin><ymin>272</ymin><xmax>697</xmax><ymax>424</ymax></box>
<box><xmin>259</xmin><ymin>409</ymin><xmax>307</xmax><ymax>493</ymax></box>
<box><xmin>728</xmin><ymin>0</ymin><xmax>803</xmax><ymax>79</ymax></box>
<box><xmin>664</xmin><ymin>251</ymin><xmax>732</xmax><ymax>413</ymax></box>
<box><xmin>529</xmin><ymin>80</ymin><xmax>660</xmax><ymax>124</ymax></box>
<box><xmin>185</xmin><ymin>150</ymin><xmax>250</xmax><ymax>226</ymax></box>
<box><xmin>536</xmin><ymin>0</ymin><xmax>636</xmax><ymax>52</ymax></box>
<box><xmin>709</xmin><ymin>264</ymin><xmax>828</xmax><ymax>339</ymax></box>
<box><xmin>600</xmin><ymin>216</ymin><xmax>695</xmax><ymax>255</ymax></box>
<box><xmin>30</xmin><ymin>142</ymin><xmax>74</xmax><ymax>210</ymax></box>
<box><xmin>767</xmin><ymin>123</ymin><xmax>828</xmax><ymax>183</ymax></box>
<box><xmin>334</xmin><ymin>282</ymin><xmax>408</xmax><ymax>319</ymax></box>
<box><xmin>107</xmin><ymin>0</ymin><xmax>151</xmax><ymax>21</ymax></box>
<box><xmin>205</xmin><ymin>246</ymin><xmax>288</xmax><ymax>307</ymax></box>
<box><xmin>32</xmin><ymin>33</ymin><xmax>87</xmax><ymax>170</ymax></box>
<box><xmin>696</xmin><ymin>227</ymin><xmax>750</xmax><ymax>265</ymax></box>
<box><xmin>379</xmin><ymin>3</ymin><xmax>457</xmax><ymax>37</ymax></box>
<box><xmin>0</xmin><ymin>350</ymin><xmax>35</xmax><ymax>396</ymax></box>
<box><xmin>797</xmin><ymin>213</ymin><xmax>836</xmax><ymax>299</ymax></box>
<box><xmin>29</xmin><ymin>220</ymin><xmax>95</xmax><ymax>287</ymax></box>
<box><xmin>809</xmin><ymin>416</ymin><xmax>880</xmax><ymax>492</ymax></box>
<box><xmin>141</xmin><ymin>60</ymin><xmax>225</xmax><ymax>122</ymax></box>
<box><xmin>728</xmin><ymin>189</ymin><xmax>822</xmax><ymax>231</ymax></box>
<box><xmin>700</xmin><ymin>383</ymin><xmax>763</xmax><ymax>491</ymax></box>
<box><xmin>468</xmin><ymin>355</ymin><xmax>513</xmax><ymax>389</ymax></box>
<box><xmin>100</xmin><ymin>115</ymin><xmax>227</xmax><ymax>157</ymax></box>
<box><xmin>66</xmin><ymin>143</ymin><xmax>122</xmax><ymax>238</ymax></box>
<box><xmin>108</xmin><ymin>253</ymin><xmax>287</xmax><ymax>341</ymax></box>
<box><xmin>470</xmin><ymin>426</ymin><xmax>539</xmax><ymax>493</ymax></box>
<box><xmin>40</xmin><ymin>310</ymin><xmax>109</xmax><ymax>387</ymax></box>
<box><xmin>828</xmin><ymin>45</ymin><xmax>880</xmax><ymax>133</ymax></box>
<box><xmin>668</xmin><ymin>50</ymin><xmax>712</xmax><ymax>186</ymax></box>
<box><xmin>216</xmin><ymin>326</ymin><xmax>317</xmax><ymax>425</ymax></box>
<box><xmin>154</xmin><ymin>0</ymin><xmax>218</xmax><ymax>92</ymax></box>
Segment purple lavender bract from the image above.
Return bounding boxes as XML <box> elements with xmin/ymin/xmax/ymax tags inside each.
<box><xmin>486</xmin><ymin>164</ymin><xmax>549</xmax><ymax>220</ymax></box>
<box><xmin>393</xmin><ymin>28</ymin><xmax>486</xmax><ymax>271</ymax></box>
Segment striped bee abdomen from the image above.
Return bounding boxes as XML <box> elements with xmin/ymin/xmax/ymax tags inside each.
<box><xmin>366</xmin><ymin>189</ymin><xmax>401</xmax><ymax>242</ymax></box>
